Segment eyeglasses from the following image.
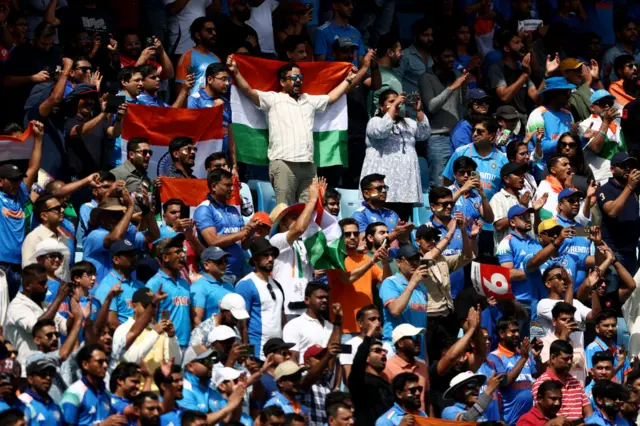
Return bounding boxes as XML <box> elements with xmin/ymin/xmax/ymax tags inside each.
<box><xmin>181</xmin><ymin>146</ymin><xmax>198</xmax><ymax>153</ymax></box>
<box><xmin>196</xmin><ymin>357</ymin><xmax>214</xmax><ymax>367</ymax></box>
<box><xmin>45</xmin><ymin>253</ymin><xmax>64</xmax><ymax>260</ymax></box>
<box><xmin>343</xmin><ymin>231</ymin><xmax>359</xmax><ymax>237</ymax></box>
<box><xmin>35</xmin><ymin>369</ymin><xmax>56</xmax><ymax>378</ymax></box>
<box><xmin>406</xmin><ymin>386</ymin><xmax>424</xmax><ymax>394</ymax></box>
<box><xmin>547</xmin><ymin>273</ymin><xmax>564</xmax><ymax>282</ymax></box>
<box><xmin>367</xmin><ymin>185</ymin><xmax>389</xmax><ymax>192</ymax></box>
<box><xmin>559</xmin><ymin>142</ymin><xmax>577</xmax><ymax>148</ymax></box>
<box><xmin>370</xmin><ymin>347</ymin><xmax>388</xmax><ymax>355</ymax></box>
<box><xmin>473</xmin><ymin>100</ymin><xmax>489</xmax><ymax>106</ymax></box>
<box><xmin>563</xmin><ymin>197</ymin><xmax>583</xmax><ymax>204</ymax></box>
<box><xmin>286</xmin><ymin>74</ymin><xmax>303</xmax><ymax>81</ymax></box>
<box><xmin>135</xmin><ymin>149</ymin><xmax>153</xmax><ymax>156</ymax></box>
<box><xmin>213</xmin><ymin>77</ymin><xmax>230</xmax><ymax>83</ymax></box>
<box><xmin>473</xmin><ymin>128</ymin><xmax>487</xmax><ymax>134</ymax></box>
<box><xmin>44</xmin><ymin>331</ymin><xmax>60</xmax><ymax>339</ymax></box>
<box><xmin>625</xmin><ymin>62</ymin><xmax>638</xmax><ymax>69</ymax></box>
<box><xmin>44</xmin><ymin>204</ymin><xmax>66</xmax><ymax>213</ymax></box>
<box><xmin>76</xmin><ymin>66</ymin><xmax>92</xmax><ymax>73</ymax></box>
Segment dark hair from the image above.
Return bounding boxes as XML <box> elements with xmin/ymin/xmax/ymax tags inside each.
<box><xmin>284</xmin><ymin>35</ymin><xmax>307</xmax><ymax>53</ymax></box>
<box><xmin>411</xmin><ymin>19</ymin><xmax>433</xmax><ymax>38</ymax></box>
<box><xmin>70</xmin><ymin>261</ymin><xmax>97</xmax><ymax>282</ymax></box>
<box><xmin>592</xmin><ymin>380</ymin><xmax>624</xmax><ymax>401</ymax></box>
<box><xmin>376</xmin><ymin>33</ymin><xmax>400</xmax><ymax>58</ymax></box>
<box><xmin>110</xmin><ymin>362</ymin><xmax>140</xmax><ymax>393</ymax></box>
<box><xmin>204</xmin><ymin>152</ymin><xmax>228</xmax><ymax>169</ymax></box>
<box><xmin>453</xmin><ymin>21</ymin><xmax>478</xmax><ymax>57</ymax></box>
<box><xmin>453</xmin><ymin>156</ymin><xmax>478</xmax><ymax>174</ymax></box>
<box><xmin>260</xmin><ymin>406</ymin><xmax>286</xmax><ymax>422</ymax></box>
<box><xmin>284</xmin><ymin>413</ymin><xmax>305</xmax><ymax>425</ymax></box>
<box><xmin>551</xmin><ymin>301</ymin><xmax>576</xmax><ymax>319</ymax></box>
<box><xmin>139</xmin><ymin>64</ymin><xmax>157</xmax><ymax>79</ymax></box>
<box><xmin>190</xmin><ymin>16</ymin><xmax>214</xmax><ymax>42</ymax></box>
<box><xmin>496</xmin><ymin>316</ymin><xmax>519</xmax><ymax>333</ymax></box>
<box><xmin>35</xmin><ymin>22</ymin><xmax>56</xmax><ymax>39</ymax></box>
<box><xmin>278</xmin><ymin>63</ymin><xmax>300</xmax><ymax>81</ymax></box>
<box><xmin>32</xmin><ymin>318</ymin><xmax>56</xmax><ymax>338</ymax></box>
<box><xmin>0</xmin><ymin>409</ymin><xmax>26</xmax><ymax>426</ymax></box>
<box><xmin>1</xmin><ymin>122</ymin><xmax>23</xmax><ymax>136</ymax></box>
<box><xmin>595</xmin><ymin>309</ymin><xmax>618</xmax><ymax>326</ymax></box>
<box><xmin>7</xmin><ymin>10</ymin><xmax>27</xmax><ymax>27</ymax></box>
<box><xmin>206</xmin><ymin>62</ymin><xmax>227</xmax><ymax>79</ymax></box>
<box><xmin>360</xmin><ymin>174</ymin><xmax>386</xmax><ymax>191</ymax></box>
<box><xmin>615</xmin><ymin>17</ymin><xmax>637</xmax><ymax>33</ymax></box>
<box><xmin>207</xmin><ymin>168</ymin><xmax>233</xmax><ymax>190</ymax></box>
<box><xmin>168</xmin><ymin>136</ymin><xmax>194</xmax><ymax>154</ymax></box>
<box><xmin>473</xmin><ymin>117</ymin><xmax>498</xmax><ymax>134</ymax></box>
<box><xmin>119</xmin><ymin>66</ymin><xmax>141</xmax><ymax>86</ymax></box>
<box><xmin>375</xmin><ymin>89</ymin><xmax>401</xmax><ymax>119</ymax></box>
<box><xmin>182</xmin><ymin>410</ymin><xmax>208</xmax><ymax>426</ymax></box>
<box><xmin>428</xmin><ymin>186</ymin><xmax>453</xmax><ymax>205</ymax></box>
<box><xmin>98</xmin><ymin>171</ymin><xmax>116</xmax><ymax>183</ymax></box>
<box><xmin>327</xmin><ymin>402</ymin><xmax>351</xmax><ymax>419</ymax></box>
<box><xmin>22</xmin><ymin>264</ymin><xmax>47</xmax><ymax>287</ymax></box>
<box><xmin>72</xmin><ymin>56</ymin><xmax>92</xmax><ymax>69</ymax></box>
<box><xmin>133</xmin><ymin>391</ymin><xmax>158</xmax><ymax>407</ymax></box>
<box><xmin>392</xmin><ymin>372</ymin><xmax>420</xmax><ymax>400</ymax></box>
<box><xmin>614</xmin><ymin>54</ymin><xmax>635</xmax><ymax>76</ymax></box>
<box><xmin>549</xmin><ymin>339</ymin><xmax>573</xmax><ymax>357</ymax></box>
<box><xmin>537</xmin><ymin>380</ymin><xmax>563</xmax><ymax>398</ymax></box>
<box><xmin>506</xmin><ymin>140</ymin><xmax>528</xmax><ymax>161</ymax></box>
<box><xmin>338</xmin><ymin>218</ymin><xmax>358</xmax><ymax>230</ymax></box>
<box><xmin>127</xmin><ymin>137</ymin><xmax>149</xmax><ymax>153</ymax></box>
<box><xmin>542</xmin><ymin>264</ymin><xmax>564</xmax><ymax>282</ymax></box>
<box><xmin>497</xmin><ymin>29</ymin><xmax>518</xmax><ymax>51</ymax></box>
<box><xmin>305</xmin><ymin>281</ymin><xmax>328</xmax><ymax>298</ymax></box>
<box><xmin>592</xmin><ymin>351</ymin><xmax>614</xmax><ymax>366</ymax></box>
<box><xmin>325</xmin><ymin>391</ymin><xmax>352</xmax><ymax>410</ymax></box>
<box><xmin>356</xmin><ymin>304</ymin><xmax>380</xmax><ymax>322</ymax></box>
<box><xmin>555</xmin><ymin>132</ymin><xmax>589</xmax><ymax>176</ymax></box>
<box><xmin>546</xmin><ymin>153</ymin><xmax>569</xmax><ymax>171</ymax></box>
<box><xmin>119</xmin><ymin>28</ymin><xmax>140</xmax><ymax>45</ymax></box>
<box><xmin>34</xmin><ymin>193</ymin><xmax>57</xmax><ymax>218</ymax></box>
<box><xmin>153</xmin><ymin>363</ymin><xmax>182</xmax><ymax>389</ymax></box>
<box><xmin>76</xmin><ymin>343</ymin><xmax>107</xmax><ymax>373</ymax></box>
<box><xmin>415</xmin><ymin>225</ymin><xmax>441</xmax><ymax>242</ymax></box>
<box><xmin>431</xmin><ymin>41</ymin><xmax>455</xmax><ymax>59</ymax></box>
<box><xmin>325</xmin><ymin>187</ymin><xmax>341</xmax><ymax>202</ymax></box>
<box><xmin>365</xmin><ymin>222</ymin><xmax>386</xmax><ymax>239</ymax></box>
<box><xmin>627</xmin><ymin>368</ymin><xmax>640</xmax><ymax>386</ymax></box>
<box><xmin>163</xmin><ymin>198</ymin><xmax>185</xmax><ymax>213</ymax></box>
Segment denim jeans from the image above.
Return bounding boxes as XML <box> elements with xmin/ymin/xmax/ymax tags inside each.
<box><xmin>426</xmin><ymin>134</ymin><xmax>452</xmax><ymax>190</ymax></box>
<box><xmin>0</xmin><ymin>262</ymin><xmax>22</xmax><ymax>300</ymax></box>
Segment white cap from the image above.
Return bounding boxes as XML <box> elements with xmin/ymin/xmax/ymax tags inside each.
<box><xmin>391</xmin><ymin>323</ymin><xmax>425</xmax><ymax>345</ymax></box>
<box><xmin>220</xmin><ymin>293</ymin><xmax>249</xmax><ymax>320</ymax></box>
<box><xmin>214</xmin><ymin>367</ymin><xmax>242</xmax><ymax>387</ymax></box>
<box><xmin>443</xmin><ymin>371</ymin><xmax>487</xmax><ymax>400</ymax></box>
<box><xmin>34</xmin><ymin>239</ymin><xmax>68</xmax><ymax>259</ymax></box>
<box><xmin>207</xmin><ymin>325</ymin><xmax>240</xmax><ymax>344</ymax></box>
<box><xmin>181</xmin><ymin>345</ymin><xmax>214</xmax><ymax>367</ymax></box>
<box><xmin>274</xmin><ymin>360</ymin><xmax>306</xmax><ymax>380</ymax></box>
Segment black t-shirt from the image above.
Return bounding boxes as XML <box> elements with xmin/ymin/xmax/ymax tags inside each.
<box><xmin>596</xmin><ymin>178</ymin><xmax>640</xmax><ymax>253</ymax></box>
<box><xmin>64</xmin><ymin>115</ymin><xmax>112</xmax><ymax>177</ymax></box>
<box><xmin>488</xmin><ymin>61</ymin><xmax>535</xmax><ymax>115</ymax></box>
<box><xmin>429</xmin><ymin>361</ymin><xmax>464</xmax><ymax>417</ymax></box>
<box><xmin>347</xmin><ymin>82</ymin><xmax>369</xmax><ymax>139</ymax></box>
<box><xmin>213</xmin><ymin>16</ymin><xmax>261</xmax><ymax>61</ymax></box>
<box><xmin>24</xmin><ymin>106</ymin><xmax>68</xmax><ymax>181</ymax></box>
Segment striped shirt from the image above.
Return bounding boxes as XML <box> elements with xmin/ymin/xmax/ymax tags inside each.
<box><xmin>532</xmin><ymin>370</ymin><xmax>589</xmax><ymax>420</ymax></box>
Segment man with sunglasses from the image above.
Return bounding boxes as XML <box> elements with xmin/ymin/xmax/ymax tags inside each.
<box><xmin>19</xmin><ymin>357</ymin><xmax>63</xmax><ymax>425</ymax></box>
<box><xmin>375</xmin><ymin>372</ymin><xmax>427</xmax><ymax>426</ymax></box>
<box><xmin>596</xmin><ymin>152</ymin><xmax>640</xmax><ymax>277</ymax></box>
<box><xmin>189</xmin><ymin>246</ymin><xmax>233</xmax><ymax>327</ymax></box>
<box><xmin>580</xmin><ymin>90</ymin><xmax>624</xmax><ymax>184</ymax></box>
<box><xmin>162</xmin><ymin>136</ymin><xmax>199</xmax><ymax>179</ymax></box>
<box><xmin>610</xmin><ymin>54</ymin><xmax>640</xmax><ymax>107</ymax></box>
<box><xmin>111</xmin><ymin>137</ymin><xmax>152</xmax><ymax>196</ymax></box>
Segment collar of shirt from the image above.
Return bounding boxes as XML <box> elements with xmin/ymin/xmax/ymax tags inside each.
<box><xmin>469</xmin><ymin>143</ymin><xmax>500</xmax><ymax>160</ymax></box>
<box><xmin>117</xmin><ymin>90</ymin><xmax>137</xmax><ymax>104</ymax></box>
<box><xmin>543</xmin><ymin>367</ymin><xmax>573</xmax><ymax>384</ymax></box>
<box><xmin>497</xmin><ymin>343</ymin><xmax>517</xmax><ymax>357</ymax></box>
<box><xmin>301</xmin><ymin>312</ymin><xmax>329</xmax><ymax>327</ymax></box>
<box><xmin>606</xmin><ymin>178</ymin><xmax>624</xmax><ymax>190</ymax></box>
<box><xmin>390</xmin><ymin>355</ymin><xmax>419</xmax><ymax>371</ymax></box>
<box><xmin>207</xmin><ymin>193</ymin><xmax>230</xmax><ymax>209</ymax></box>
<box><xmin>197</xmin><ymin>88</ymin><xmax>215</xmax><ymax>101</ymax></box>
<box><xmin>594</xmin><ymin>336</ymin><xmax>617</xmax><ymax>355</ymax></box>
<box><xmin>556</xmin><ymin>214</ymin><xmax>576</xmax><ymax>227</ymax></box>
<box><xmin>111</xmin><ymin>394</ymin><xmax>131</xmax><ymax>405</ymax></box>
<box><xmin>273</xmin><ymin>391</ymin><xmax>302</xmax><ymax>411</ymax></box>
<box><xmin>361</xmin><ymin>201</ymin><xmax>390</xmax><ymax>216</ymax></box>
<box><xmin>82</xmin><ymin>375</ymin><xmax>106</xmax><ymax>394</ymax></box>
<box><xmin>167</xmin><ymin>164</ymin><xmax>194</xmax><ymax>178</ymax></box>
<box><xmin>14</xmin><ymin>292</ymin><xmax>42</xmax><ymax>311</ymax></box>
<box><xmin>156</xmin><ymin>269</ymin><xmax>180</xmax><ymax>285</ymax></box>
<box><xmin>329</xmin><ymin>19</ymin><xmax>349</xmax><ymax>29</ymax></box>
<box><xmin>528</xmin><ymin>405</ymin><xmax>550</xmax><ymax>421</ymax></box>
<box><xmin>107</xmin><ymin>269</ymin><xmax>135</xmax><ymax>286</ymax></box>
<box><xmin>184</xmin><ymin>371</ymin><xmax>208</xmax><ymax>391</ymax></box>
<box><xmin>122</xmin><ymin>160</ymin><xmax>148</xmax><ymax>179</ymax></box>
<box><xmin>500</xmin><ymin>188</ymin><xmax>519</xmax><ymax>199</ymax></box>
<box><xmin>391</xmin><ymin>272</ymin><xmax>410</xmax><ymax>286</ymax></box>
<box><xmin>25</xmin><ymin>388</ymin><xmax>52</xmax><ymax>405</ymax></box>
<box><xmin>509</xmin><ymin>230</ymin><xmax>532</xmax><ymax>242</ymax></box>
<box><xmin>407</xmin><ymin>44</ymin><xmax>428</xmax><ymax>64</ymax></box>
<box><xmin>591</xmin><ymin>407</ymin><xmax>626</xmax><ymax>426</ymax></box>
<box><xmin>202</xmin><ymin>272</ymin><xmax>221</xmax><ymax>285</ymax></box>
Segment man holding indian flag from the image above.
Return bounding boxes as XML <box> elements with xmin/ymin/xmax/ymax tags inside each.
<box><xmin>227</xmin><ymin>49</ymin><xmax>374</xmax><ymax>205</ymax></box>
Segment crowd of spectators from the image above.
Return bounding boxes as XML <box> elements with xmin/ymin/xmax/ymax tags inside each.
<box><xmin>4</xmin><ymin>1</ymin><xmax>640</xmax><ymax>426</ymax></box>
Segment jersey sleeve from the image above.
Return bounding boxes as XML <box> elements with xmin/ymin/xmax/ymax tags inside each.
<box><xmin>496</xmin><ymin>238</ymin><xmax>514</xmax><ymax>264</ymax></box>
<box><xmin>194</xmin><ymin>204</ymin><xmax>221</xmax><ymax>232</ymax></box>
<box><xmin>585</xmin><ymin>344</ymin><xmax>597</xmax><ymax>369</ymax></box>
<box><xmin>61</xmin><ymin>389</ymin><xmax>82</xmax><ymax>424</ymax></box>
<box><xmin>235</xmin><ymin>280</ymin><xmax>257</xmax><ymax>312</ymax></box>
<box><xmin>371</xmin><ymin>263</ymin><xmax>383</xmax><ymax>284</ymax></box>
<box><xmin>379</xmin><ymin>278</ymin><xmax>401</xmax><ymax>307</ymax></box>
<box><xmin>308</xmin><ymin>94</ymin><xmax>329</xmax><ymax>113</ymax></box>
<box><xmin>190</xmin><ymin>281</ymin><xmax>207</xmax><ymax>308</ymax></box>
<box><xmin>257</xmin><ymin>90</ymin><xmax>276</xmax><ymax>111</ymax></box>
<box><xmin>175</xmin><ymin>50</ymin><xmax>192</xmax><ymax>83</ymax></box>
<box><xmin>351</xmin><ymin>209</ymin><xmax>368</xmax><ymax>232</ymax></box>
<box><xmin>486</xmin><ymin>353</ymin><xmax>506</xmax><ymax>374</ymax></box>
<box><xmin>269</xmin><ymin>232</ymin><xmax>291</xmax><ymax>250</ymax></box>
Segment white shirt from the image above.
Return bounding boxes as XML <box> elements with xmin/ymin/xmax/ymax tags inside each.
<box><xmin>536</xmin><ymin>298</ymin><xmax>591</xmax><ymax>348</ymax></box>
<box><xmin>4</xmin><ymin>293</ymin><xmax>67</xmax><ymax>376</ymax></box>
<box><xmin>579</xmin><ymin>115</ymin><xmax>623</xmax><ymax>184</ymax></box>
<box><xmin>245</xmin><ymin>0</ymin><xmax>278</xmax><ymax>54</ymax></box>
<box><xmin>283</xmin><ymin>312</ymin><xmax>333</xmax><ymax>364</ymax></box>
<box><xmin>489</xmin><ymin>188</ymin><xmax>535</xmax><ymax>250</ymax></box>
<box><xmin>257</xmin><ymin>91</ymin><xmax>330</xmax><ymax>163</ymax></box>
<box><xmin>270</xmin><ymin>233</ymin><xmax>313</xmax><ymax>315</ymax></box>
<box><xmin>22</xmin><ymin>225</ymin><xmax>71</xmax><ymax>281</ymax></box>
<box><xmin>164</xmin><ymin>0</ymin><xmax>212</xmax><ymax>55</ymax></box>
<box><xmin>339</xmin><ymin>335</ymin><xmax>395</xmax><ymax>365</ymax></box>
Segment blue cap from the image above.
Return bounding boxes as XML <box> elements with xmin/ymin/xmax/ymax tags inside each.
<box><xmin>201</xmin><ymin>246</ymin><xmax>230</xmax><ymax>262</ymax></box>
<box><xmin>507</xmin><ymin>205</ymin><xmax>534</xmax><ymax>220</ymax></box>
<box><xmin>590</xmin><ymin>89</ymin><xmax>615</xmax><ymax>105</ymax></box>
<box><xmin>109</xmin><ymin>239</ymin><xmax>138</xmax><ymax>256</ymax></box>
<box><xmin>611</xmin><ymin>151</ymin><xmax>638</xmax><ymax>166</ymax></box>
<box><xmin>558</xmin><ymin>188</ymin><xmax>584</xmax><ymax>201</ymax></box>
<box><xmin>397</xmin><ymin>244</ymin><xmax>420</xmax><ymax>259</ymax></box>
<box><xmin>539</xmin><ymin>77</ymin><xmax>576</xmax><ymax>95</ymax></box>
<box><xmin>465</xmin><ymin>88</ymin><xmax>490</xmax><ymax>101</ymax></box>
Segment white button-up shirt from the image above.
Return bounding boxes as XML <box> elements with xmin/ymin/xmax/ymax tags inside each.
<box><xmin>283</xmin><ymin>312</ymin><xmax>333</xmax><ymax>364</ymax></box>
<box><xmin>22</xmin><ymin>225</ymin><xmax>71</xmax><ymax>281</ymax></box>
<box><xmin>257</xmin><ymin>91</ymin><xmax>330</xmax><ymax>163</ymax></box>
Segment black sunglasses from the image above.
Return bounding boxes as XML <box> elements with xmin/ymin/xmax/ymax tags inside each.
<box><xmin>559</xmin><ymin>142</ymin><xmax>577</xmax><ymax>148</ymax></box>
<box><xmin>367</xmin><ymin>185</ymin><xmax>388</xmax><ymax>192</ymax></box>
<box><xmin>266</xmin><ymin>282</ymin><xmax>277</xmax><ymax>301</ymax></box>
<box><xmin>343</xmin><ymin>231</ymin><xmax>359</xmax><ymax>237</ymax></box>
<box><xmin>76</xmin><ymin>66</ymin><xmax>92</xmax><ymax>73</ymax></box>
<box><xmin>136</xmin><ymin>149</ymin><xmax>153</xmax><ymax>156</ymax></box>
<box><xmin>44</xmin><ymin>204</ymin><xmax>66</xmax><ymax>213</ymax></box>
<box><xmin>436</xmin><ymin>201</ymin><xmax>454</xmax><ymax>208</ymax></box>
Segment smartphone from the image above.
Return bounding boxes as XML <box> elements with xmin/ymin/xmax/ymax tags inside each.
<box><xmin>145</xmin><ymin>36</ymin><xmax>154</xmax><ymax>48</ymax></box>
<box><xmin>187</xmin><ymin>65</ymin><xmax>196</xmax><ymax>75</ymax></box>
<box><xmin>470</xmin><ymin>170</ymin><xmax>479</xmax><ymax>179</ymax></box>
<box><xmin>338</xmin><ymin>344</ymin><xmax>352</xmax><ymax>354</ymax></box>
<box><xmin>161</xmin><ymin>310</ymin><xmax>170</xmax><ymax>320</ymax></box>
<box><xmin>105</xmin><ymin>95</ymin><xmax>126</xmax><ymax>114</ymax></box>
<box><xmin>420</xmin><ymin>258</ymin><xmax>435</xmax><ymax>267</ymax></box>
<box><xmin>382</xmin><ymin>238</ymin><xmax>390</xmax><ymax>248</ymax></box>
<box><xmin>574</xmin><ymin>227</ymin><xmax>590</xmax><ymax>238</ymax></box>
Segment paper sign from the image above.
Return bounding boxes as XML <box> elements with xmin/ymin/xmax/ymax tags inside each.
<box><xmin>471</xmin><ymin>262</ymin><xmax>514</xmax><ymax>300</ymax></box>
<box><xmin>518</xmin><ymin>19</ymin><xmax>543</xmax><ymax>33</ymax></box>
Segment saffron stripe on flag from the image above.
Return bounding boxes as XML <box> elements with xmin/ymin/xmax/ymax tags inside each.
<box><xmin>0</xmin><ymin>123</ymin><xmax>35</xmax><ymax>162</ymax></box>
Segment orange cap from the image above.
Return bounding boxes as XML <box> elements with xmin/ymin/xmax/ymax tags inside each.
<box><xmin>252</xmin><ymin>211</ymin><xmax>273</xmax><ymax>227</ymax></box>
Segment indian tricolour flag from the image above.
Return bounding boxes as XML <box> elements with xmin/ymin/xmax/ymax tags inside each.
<box><xmin>231</xmin><ymin>55</ymin><xmax>352</xmax><ymax>167</ymax></box>
<box><xmin>271</xmin><ymin>192</ymin><xmax>346</xmax><ymax>271</ymax></box>
<box><xmin>121</xmin><ymin>104</ymin><xmax>224</xmax><ymax>179</ymax></box>
<box><xmin>0</xmin><ymin>122</ymin><xmax>35</xmax><ymax>162</ymax></box>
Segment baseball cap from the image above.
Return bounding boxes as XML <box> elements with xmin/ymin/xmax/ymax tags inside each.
<box><xmin>0</xmin><ymin>164</ymin><xmax>26</xmax><ymax>180</ymax></box>
<box><xmin>201</xmin><ymin>246</ymin><xmax>230</xmax><ymax>263</ymax></box>
<box><xmin>303</xmin><ymin>345</ymin><xmax>327</xmax><ymax>363</ymax></box>
<box><xmin>559</xmin><ymin>58</ymin><xmax>585</xmax><ymax>73</ymax></box>
<box><xmin>397</xmin><ymin>244</ymin><xmax>420</xmax><ymax>259</ymax></box>
<box><xmin>251</xmin><ymin>212</ymin><xmax>272</xmax><ymax>228</ymax></box>
<box><xmin>495</xmin><ymin>105</ymin><xmax>520</xmax><ymax>120</ymax></box>
<box><xmin>500</xmin><ymin>163</ymin><xmax>528</xmax><ymax>178</ymax></box>
<box><xmin>415</xmin><ymin>224</ymin><xmax>440</xmax><ymax>241</ymax></box>
<box><xmin>590</xmin><ymin>89</ymin><xmax>615</xmax><ymax>105</ymax></box>
<box><xmin>557</xmin><ymin>188</ymin><xmax>584</xmax><ymax>201</ymax></box>
<box><xmin>208</xmin><ymin>325</ymin><xmax>240</xmax><ymax>344</ymax></box>
<box><xmin>219</xmin><ymin>293</ymin><xmax>249</xmax><ymax>320</ymax></box>
<box><xmin>332</xmin><ymin>37</ymin><xmax>357</xmax><ymax>51</ymax></box>
<box><xmin>182</xmin><ymin>345</ymin><xmax>214</xmax><ymax>367</ymax></box>
<box><xmin>274</xmin><ymin>360</ymin><xmax>305</xmax><ymax>380</ymax></box>
<box><xmin>391</xmin><ymin>324</ymin><xmax>425</xmax><ymax>345</ymax></box>
<box><xmin>213</xmin><ymin>367</ymin><xmax>242</xmax><ymax>387</ymax></box>
<box><xmin>34</xmin><ymin>239</ymin><xmax>67</xmax><ymax>259</ymax></box>
<box><xmin>132</xmin><ymin>287</ymin><xmax>154</xmax><ymax>305</ymax></box>
<box><xmin>26</xmin><ymin>356</ymin><xmax>58</xmax><ymax>376</ymax></box>
<box><xmin>611</xmin><ymin>152</ymin><xmax>638</xmax><ymax>166</ymax></box>
<box><xmin>264</xmin><ymin>338</ymin><xmax>295</xmax><ymax>356</ymax></box>
<box><xmin>465</xmin><ymin>88</ymin><xmax>490</xmax><ymax>101</ymax></box>
<box><xmin>109</xmin><ymin>239</ymin><xmax>138</xmax><ymax>257</ymax></box>
<box><xmin>537</xmin><ymin>218</ymin><xmax>563</xmax><ymax>234</ymax></box>
<box><xmin>507</xmin><ymin>205</ymin><xmax>533</xmax><ymax>220</ymax></box>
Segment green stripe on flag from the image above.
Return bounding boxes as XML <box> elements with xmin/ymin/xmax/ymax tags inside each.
<box><xmin>304</xmin><ymin>231</ymin><xmax>346</xmax><ymax>271</ymax></box>
<box><xmin>232</xmin><ymin>123</ymin><xmax>348</xmax><ymax>168</ymax></box>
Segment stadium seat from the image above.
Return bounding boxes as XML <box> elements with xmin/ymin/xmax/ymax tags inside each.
<box><xmin>418</xmin><ymin>156</ymin><xmax>429</xmax><ymax>191</ymax></box>
<box><xmin>239</xmin><ymin>182</ymin><xmax>253</xmax><ymax>224</ymax></box>
<box><xmin>335</xmin><ymin>188</ymin><xmax>361</xmax><ymax>219</ymax></box>
<box><xmin>412</xmin><ymin>192</ymin><xmax>432</xmax><ymax>226</ymax></box>
<box><xmin>255</xmin><ymin>180</ymin><xmax>277</xmax><ymax>214</ymax></box>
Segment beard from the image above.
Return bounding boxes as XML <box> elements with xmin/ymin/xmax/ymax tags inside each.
<box><xmin>237</xmin><ymin>9</ymin><xmax>251</xmax><ymax>21</ymax></box>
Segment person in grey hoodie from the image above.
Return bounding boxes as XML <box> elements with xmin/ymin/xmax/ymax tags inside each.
<box><xmin>419</xmin><ymin>42</ymin><xmax>469</xmax><ymax>190</ymax></box>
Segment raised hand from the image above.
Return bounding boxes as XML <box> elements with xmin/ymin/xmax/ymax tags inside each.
<box><xmin>152</xmin><ymin>284</ymin><xmax>168</xmax><ymax>305</ymax></box>
<box><xmin>227</xmin><ymin>57</ymin><xmax>238</xmax><ymax>74</ymax></box>
<box><xmin>532</xmin><ymin>193</ymin><xmax>549</xmax><ymax>211</ymax></box>
<box><xmin>521</xmin><ymin>53</ymin><xmax>532</xmax><ymax>75</ymax></box>
<box><xmin>332</xmin><ymin>303</ymin><xmax>343</xmax><ymax>321</ymax></box>
<box><xmin>470</xmin><ymin>219</ymin><xmax>484</xmax><ymax>238</ymax></box>
<box><xmin>546</xmin><ymin>52</ymin><xmax>561</xmax><ymax>75</ymax></box>
<box><xmin>32</xmin><ymin>70</ymin><xmax>51</xmax><ymax>83</ymax></box>
<box><xmin>519</xmin><ymin>191</ymin><xmax>531</xmax><ymax>207</ymax></box>
<box><xmin>520</xmin><ymin>337</ymin><xmax>531</xmax><ymax>356</ymax></box>
<box><xmin>30</xmin><ymin>120</ymin><xmax>44</xmax><ymax>138</ymax></box>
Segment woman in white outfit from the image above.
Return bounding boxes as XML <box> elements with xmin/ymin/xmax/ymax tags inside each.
<box><xmin>359</xmin><ymin>89</ymin><xmax>431</xmax><ymax>220</ymax></box>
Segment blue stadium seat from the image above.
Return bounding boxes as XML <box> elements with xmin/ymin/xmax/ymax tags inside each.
<box><xmin>255</xmin><ymin>180</ymin><xmax>277</xmax><ymax>214</ymax></box>
<box><xmin>418</xmin><ymin>156</ymin><xmax>429</xmax><ymax>191</ymax></box>
<box><xmin>335</xmin><ymin>188</ymin><xmax>361</xmax><ymax>219</ymax></box>
<box><xmin>412</xmin><ymin>192</ymin><xmax>432</xmax><ymax>226</ymax></box>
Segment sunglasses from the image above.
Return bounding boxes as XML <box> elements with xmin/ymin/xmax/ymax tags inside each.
<box><xmin>547</xmin><ymin>273</ymin><xmax>564</xmax><ymax>282</ymax></box>
<box><xmin>436</xmin><ymin>201</ymin><xmax>454</xmax><ymax>208</ymax></box>
<box><xmin>286</xmin><ymin>74</ymin><xmax>304</xmax><ymax>81</ymax></box>
<box><xmin>266</xmin><ymin>282</ymin><xmax>277</xmax><ymax>301</ymax></box>
<box><xmin>368</xmin><ymin>185</ymin><xmax>389</xmax><ymax>192</ymax></box>
<box><xmin>136</xmin><ymin>149</ymin><xmax>153</xmax><ymax>156</ymax></box>
<box><xmin>34</xmin><ymin>369</ymin><xmax>56</xmax><ymax>378</ymax></box>
<box><xmin>44</xmin><ymin>331</ymin><xmax>60</xmax><ymax>339</ymax></box>
<box><xmin>406</xmin><ymin>386</ymin><xmax>424</xmax><ymax>394</ymax></box>
<box><xmin>473</xmin><ymin>100</ymin><xmax>489</xmax><ymax>106</ymax></box>
<box><xmin>44</xmin><ymin>204</ymin><xmax>66</xmax><ymax>213</ymax></box>
<box><xmin>343</xmin><ymin>231</ymin><xmax>359</xmax><ymax>237</ymax></box>
<box><xmin>559</xmin><ymin>142</ymin><xmax>577</xmax><ymax>148</ymax></box>
<box><xmin>563</xmin><ymin>197</ymin><xmax>583</xmax><ymax>204</ymax></box>
<box><xmin>45</xmin><ymin>253</ymin><xmax>64</xmax><ymax>260</ymax></box>
<box><xmin>76</xmin><ymin>66</ymin><xmax>92</xmax><ymax>73</ymax></box>
<box><xmin>181</xmin><ymin>146</ymin><xmax>198</xmax><ymax>153</ymax></box>
<box><xmin>473</xmin><ymin>128</ymin><xmax>487</xmax><ymax>134</ymax></box>
<box><xmin>625</xmin><ymin>62</ymin><xmax>638</xmax><ymax>69</ymax></box>
<box><xmin>456</xmin><ymin>169</ymin><xmax>474</xmax><ymax>176</ymax></box>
